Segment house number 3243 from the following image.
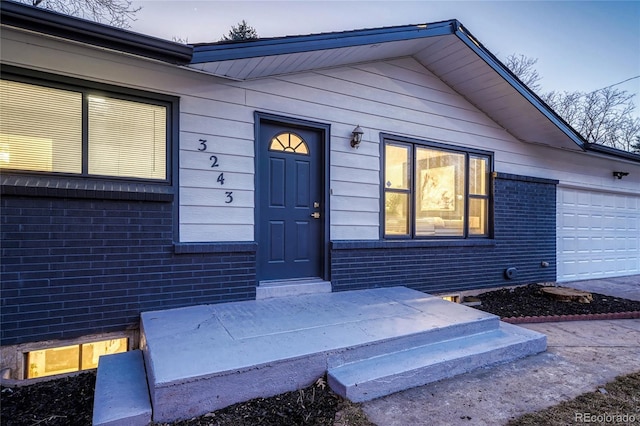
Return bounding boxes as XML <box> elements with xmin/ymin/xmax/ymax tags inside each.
<box><xmin>198</xmin><ymin>139</ymin><xmax>233</xmax><ymax>203</ymax></box>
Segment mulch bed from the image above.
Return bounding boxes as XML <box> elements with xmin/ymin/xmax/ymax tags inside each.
<box><xmin>3</xmin><ymin>283</ymin><xmax>640</xmax><ymax>425</ymax></box>
<box><xmin>152</xmin><ymin>377</ymin><xmax>344</xmax><ymax>426</ymax></box>
<box><xmin>0</xmin><ymin>374</ymin><xmax>369</xmax><ymax>426</ymax></box>
<box><xmin>1</xmin><ymin>372</ymin><xmax>95</xmax><ymax>426</ymax></box>
<box><xmin>474</xmin><ymin>283</ymin><xmax>640</xmax><ymax>323</ymax></box>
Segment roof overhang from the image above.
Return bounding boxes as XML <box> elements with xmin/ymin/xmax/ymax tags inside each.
<box><xmin>190</xmin><ymin>21</ymin><xmax>587</xmax><ymax>152</ymax></box>
<box><xmin>0</xmin><ymin>0</ymin><xmax>192</xmax><ymax>64</ymax></box>
<box><xmin>191</xmin><ymin>21</ymin><xmax>455</xmax><ymax>64</ymax></box>
<box><xmin>584</xmin><ymin>143</ymin><xmax>640</xmax><ymax>162</ymax></box>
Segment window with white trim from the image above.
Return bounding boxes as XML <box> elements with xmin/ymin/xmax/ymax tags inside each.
<box><xmin>0</xmin><ymin>77</ymin><xmax>169</xmax><ymax>181</ymax></box>
<box><xmin>383</xmin><ymin>135</ymin><xmax>492</xmax><ymax>238</ymax></box>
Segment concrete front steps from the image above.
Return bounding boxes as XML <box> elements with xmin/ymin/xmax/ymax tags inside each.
<box><xmin>328</xmin><ymin>322</ymin><xmax>546</xmax><ymax>402</ymax></box>
<box><xmin>94</xmin><ymin>286</ymin><xmax>547</xmax><ymax>424</ymax></box>
<box><xmin>92</xmin><ymin>350</ymin><xmax>151</xmax><ymax>426</ymax></box>
<box><xmin>255</xmin><ymin>277</ymin><xmax>332</xmax><ymax>299</ymax></box>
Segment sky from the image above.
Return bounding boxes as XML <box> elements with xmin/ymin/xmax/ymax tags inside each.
<box><xmin>128</xmin><ymin>1</ymin><xmax>640</xmax><ymax>113</ymax></box>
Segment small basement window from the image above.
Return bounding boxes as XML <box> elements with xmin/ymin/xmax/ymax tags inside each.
<box><xmin>441</xmin><ymin>295</ymin><xmax>460</xmax><ymax>303</ymax></box>
<box><xmin>26</xmin><ymin>338</ymin><xmax>128</xmax><ymax>379</ymax></box>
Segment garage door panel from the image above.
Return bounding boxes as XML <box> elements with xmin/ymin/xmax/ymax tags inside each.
<box><xmin>577</xmin><ymin>191</ymin><xmax>591</xmax><ymax>207</ymax></box>
<box><xmin>561</xmin><ymin>237</ymin><xmax>578</xmax><ymax>252</ymax></box>
<box><xmin>577</xmin><ymin>214</ymin><xmax>592</xmax><ymax>229</ymax></box>
<box><xmin>557</xmin><ymin>187</ymin><xmax>640</xmax><ymax>282</ymax></box>
<box><xmin>590</xmin><ymin>214</ymin><xmax>603</xmax><ymax>229</ymax></box>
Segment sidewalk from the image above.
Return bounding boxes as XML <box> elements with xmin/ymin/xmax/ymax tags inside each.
<box><xmin>361</xmin><ymin>275</ymin><xmax>640</xmax><ymax>426</ymax></box>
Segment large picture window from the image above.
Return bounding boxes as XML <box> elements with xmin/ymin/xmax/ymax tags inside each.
<box><xmin>384</xmin><ymin>135</ymin><xmax>492</xmax><ymax>238</ymax></box>
<box><xmin>0</xmin><ymin>77</ymin><xmax>169</xmax><ymax>181</ymax></box>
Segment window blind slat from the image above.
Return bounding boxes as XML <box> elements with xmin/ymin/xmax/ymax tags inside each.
<box><xmin>0</xmin><ymin>80</ymin><xmax>82</xmax><ymax>173</ymax></box>
<box><xmin>88</xmin><ymin>96</ymin><xmax>166</xmax><ymax>180</ymax></box>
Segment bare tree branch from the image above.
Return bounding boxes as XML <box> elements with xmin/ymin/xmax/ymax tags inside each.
<box><xmin>504</xmin><ymin>54</ymin><xmax>542</xmax><ymax>92</ymax></box>
<box><xmin>507</xmin><ymin>53</ymin><xmax>639</xmax><ymax>152</ymax></box>
<box><xmin>20</xmin><ymin>0</ymin><xmax>140</xmax><ymax>28</ymax></box>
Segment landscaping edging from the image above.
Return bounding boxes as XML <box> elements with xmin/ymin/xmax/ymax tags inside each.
<box><xmin>502</xmin><ymin>311</ymin><xmax>640</xmax><ymax>324</ymax></box>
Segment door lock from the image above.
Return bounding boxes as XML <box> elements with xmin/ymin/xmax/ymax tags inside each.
<box><xmin>313</xmin><ymin>202</ymin><xmax>320</xmax><ymax>208</ymax></box>
<box><xmin>311</xmin><ymin>212</ymin><xmax>321</xmax><ymax>219</ymax></box>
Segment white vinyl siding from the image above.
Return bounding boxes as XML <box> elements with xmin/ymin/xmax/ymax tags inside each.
<box><xmin>4</xmin><ymin>27</ymin><xmax>639</xmax><ymax>248</ymax></box>
<box><xmin>236</xmin><ymin>60</ymin><xmax>509</xmax><ymax>240</ymax></box>
<box><xmin>178</xmin><ymin>100</ymin><xmax>255</xmax><ymax>242</ymax></box>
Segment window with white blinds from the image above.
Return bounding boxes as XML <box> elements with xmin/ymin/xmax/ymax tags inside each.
<box><xmin>0</xmin><ymin>78</ymin><xmax>168</xmax><ymax>181</ymax></box>
<box><xmin>88</xmin><ymin>96</ymin><xmax>166</xmax><ymax>180</ymax></box>
<box><xmin>0</xmin><ymin>80</ymin><xmax>82</xmax><ymax>174</ymax></box>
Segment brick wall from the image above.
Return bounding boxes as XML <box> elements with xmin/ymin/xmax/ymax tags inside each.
<box><xmin>1</xmin><ymin>196</ymin><xmax>256</xmax><ymax>346</ymax></box>
<box><xmin>2</xmin><ymin>172</ymin><xmax>556</xmax><ymax>346</ymax></box>
<box><xmin>330</xmin><ymin>173</ymin><xmax>558</xmax><ymax>294</ymax></box>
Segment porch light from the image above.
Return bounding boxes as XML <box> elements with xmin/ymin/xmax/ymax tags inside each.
<box><xmin>350</xmin><ymin>125</ymin><xmax>364</xmax><ymax>148</ymax></box>
<box><xmin>612</xmin><ymin>171</ymin><xmax>629</xmax><ymax>179</ymax></box>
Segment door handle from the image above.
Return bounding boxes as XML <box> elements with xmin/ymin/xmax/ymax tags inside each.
<box><xmin>311</xmin><ymin>212</ymin><xmax>320</xmax><ymax>219</ymax></box>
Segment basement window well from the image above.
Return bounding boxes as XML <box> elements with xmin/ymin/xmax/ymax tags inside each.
<box><xmin>25</xmin><ymin>338</ymin><xmax>128</xmax><ymax>379</ymax></box>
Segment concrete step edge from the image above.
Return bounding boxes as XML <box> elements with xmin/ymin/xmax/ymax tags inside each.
<box><xmin>328</xmin><ymin>323</ymin><xmax>547</xmax><ymax>402</ymax></box>
<box><xmin>326</xmin><ymin>315</ymin><xmax>500</xmax><ymax>369</ymax></box>
<box><xmin>256</xmin><ymin>280</ymin><xmax>332</xmax><ymax>299</ymax></box>
<box><xmin>93</xmin><ymin>350</ymin><xmax>152</xmax><ymax>426</ymax></box>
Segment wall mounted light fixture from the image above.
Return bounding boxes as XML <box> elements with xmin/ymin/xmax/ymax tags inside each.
<box><xmin>613</xmin><ymin>171</ymin><xmax>629</xmax><ymax>179</ymax></box>
<box><xmin>350</xmin><ymin>125</ymin><xmax>364</xmax><ymax>148</ymax></box>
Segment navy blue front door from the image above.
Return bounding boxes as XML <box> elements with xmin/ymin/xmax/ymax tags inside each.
<box><xmin>258</xmin><ymin>122</ymin><xmax>324</xmax><ymax>281</ymax></box>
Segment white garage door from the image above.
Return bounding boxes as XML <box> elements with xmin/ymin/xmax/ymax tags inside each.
<box><xmin>557</xmin><ymin>187</ymin><xmax>640</xmax><ymax>282</ymax></box>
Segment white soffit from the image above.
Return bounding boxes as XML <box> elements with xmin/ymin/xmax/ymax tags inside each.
<box><xmin>188</xmin><ymin>36</ymin><xmax>441</xmax><ymax>80</ymax></box>
<box><xmin>188</xmin><ymin>31</ymin><xmax>583</xmax><ymax>152</ymax></box>
<box><xmin>414</xmin><ymin>37</ymin><xmax>581</xmax><ymax>151</ymax></box>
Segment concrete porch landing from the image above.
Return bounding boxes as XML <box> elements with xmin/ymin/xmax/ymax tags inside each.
<box><xmin>139</xmin><ymin>287</ymin><xmax>546</xmax><ymax>423</ymax></box>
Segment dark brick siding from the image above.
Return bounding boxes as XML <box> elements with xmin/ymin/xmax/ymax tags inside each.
<box><xmin>1</xmin><ymin>196</ymin><xmax>256</xmax><ymax>346</ymax></box>
<box><xmin>2</xmin><ymin>172</ymin><xmax>556</xmax><ymax>346</ymax></box>
<box><xmin>330</xmin><ymin>173</ymin><xmax>558</xmax><ymax>294</ymax></box>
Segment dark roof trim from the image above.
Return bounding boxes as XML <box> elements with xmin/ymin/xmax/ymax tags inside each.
<box><xmin>585</xmin><ymin>143</ymin><xmax>640</xmax><ymax>162</ymax></box>
<box><xmin>191</xmin><ymin>21</ymin><xmax>457</xmax><ymax>63</ymax></box>
<box><xmin>0</xmin><ymin>0</ymin><xmax>192</xmax><ymax>64</ymax></box>
<box><xmin>452</xmin><ymin>23</ymin><xmax>586</xmax><ymax>151</ymax></box>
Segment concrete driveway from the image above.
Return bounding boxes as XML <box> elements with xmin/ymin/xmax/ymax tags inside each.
<box><xmin>361</xmin><ymin>275</ymin><xmax>640</xmax><ymax>426</ymax></box>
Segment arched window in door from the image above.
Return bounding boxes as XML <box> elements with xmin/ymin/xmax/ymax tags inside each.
<box><xmin>269</xmin><ymin>132</ymin><xmax>309</xmax><ymax>155</ymax></box>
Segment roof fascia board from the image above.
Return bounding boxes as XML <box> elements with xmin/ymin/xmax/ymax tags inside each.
<box><xmin>453</xmin><ymin>23</ymin><xmax>586</xmax><ymax>151</ymax></box>
<box><xmin>191</xmin><ymin>21</ymin><xmax>456</xmax><ymax>63</ymax></box>
<box><xmin>0</xmin><ymin>0</ymin><xmax>192</xmax><ymax>64</ymax></box>
<box><xmin>585</xmin><ymin>143</ymin><xmax>640</xmax><ymax>163</ymax></box>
